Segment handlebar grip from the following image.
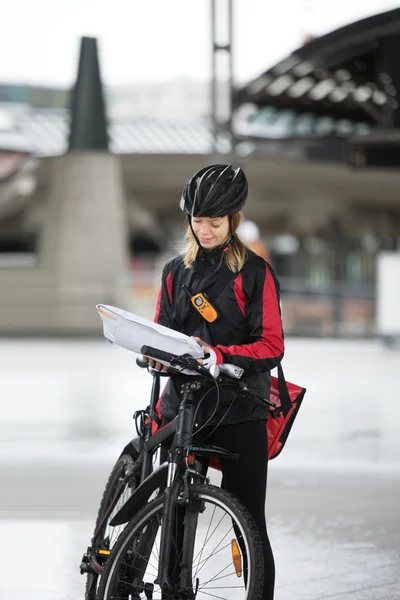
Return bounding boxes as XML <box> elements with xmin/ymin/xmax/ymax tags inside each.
<box><xmin>141</xmin><ymin>345</ymin><xmax>177</xmax><ymax>364</ymax></box>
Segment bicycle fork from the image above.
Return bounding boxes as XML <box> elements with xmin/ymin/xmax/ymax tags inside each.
<box><xmin>157</xmin><ymin>382</ymin><xmax>200</xmax><ymax>599</ymax></box>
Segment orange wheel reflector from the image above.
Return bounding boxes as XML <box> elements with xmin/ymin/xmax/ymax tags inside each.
<box><xmin>96</xmin><ymin>549</ymin><xmax>111</xmax><ymax>556</ymax></box>
<box><xmin>231</xmin><ymin>539</ymin><xmax>242</xmax><ymax>577</ymax></box>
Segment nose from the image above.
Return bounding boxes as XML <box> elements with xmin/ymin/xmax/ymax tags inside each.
<box><xmin>198</xmin><ymin>222</ymin><xmax>212</xmax><ymax>236</ymax></box>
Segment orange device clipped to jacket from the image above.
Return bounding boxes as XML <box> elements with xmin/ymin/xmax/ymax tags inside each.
<box><xmin>191</xmin><ymin>292</ymin><xmax>218</xmax><ymax>323</ymax></box>
<box><xmin>182</xmin><ymin>285</ymin><xmax>218</xmax><ymax>323</ymax></box>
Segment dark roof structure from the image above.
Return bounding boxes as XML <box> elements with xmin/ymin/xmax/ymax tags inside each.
<box><xmin>235</xmin><ymin>8</ymin><xmax>400</xmax><ymax>129</ymax></box>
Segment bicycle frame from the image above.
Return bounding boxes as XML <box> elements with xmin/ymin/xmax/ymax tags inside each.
<box><xmin>110</xmin><ymin>372</ymin><xmax>239</xmax><ymax>528</ymax></box>
<box><xmin>113</xmin><ymin>374</ymin><xmax>240</xmax><ymax>598</ymax></box>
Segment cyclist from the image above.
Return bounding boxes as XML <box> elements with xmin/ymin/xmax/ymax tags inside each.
<box><xmin>143</xmin><ymin>163</ymin><xmax>284</xmax><ymax>600</ymax></box>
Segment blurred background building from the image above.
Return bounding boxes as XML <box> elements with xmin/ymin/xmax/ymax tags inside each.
<box><xmin>0</xmin><ymin>2</ymin><xmax>400</xmax><ymax>340</ymax></box>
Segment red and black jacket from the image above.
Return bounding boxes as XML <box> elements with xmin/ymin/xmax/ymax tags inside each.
<box><xmin>154</xmin><ymin>247</ymin><xmax>285</xmax><ymax>425</ymax></box>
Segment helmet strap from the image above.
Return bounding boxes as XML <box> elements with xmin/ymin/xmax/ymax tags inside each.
<box><xmin>222</xmin><ymin>215</ymin><xmax>234</xmax><ymax>253</ymax></box>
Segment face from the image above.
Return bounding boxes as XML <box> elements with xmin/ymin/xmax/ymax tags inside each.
<box><xmin>191</xmin><ymin>216</ymin><xmax>230</xmax><ymax>249</ymax></box>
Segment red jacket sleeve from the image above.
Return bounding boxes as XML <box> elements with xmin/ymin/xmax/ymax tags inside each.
<box><xmin>154</xmin><ymin>263</ymin><xmax>173</xmax><ymax>328</ymax></box>
<box><xmin>215</xmin><ymin>265</ymin><xmax>284</xmax><ymax>373</ymax></box>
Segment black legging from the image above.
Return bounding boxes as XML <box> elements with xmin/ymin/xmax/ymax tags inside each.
<box><xmin>162</xmin><ymin>419</ymin><xmax>275</xmax><ymax>600</ymax></box>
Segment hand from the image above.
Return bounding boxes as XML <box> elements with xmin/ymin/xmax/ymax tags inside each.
<box><xmin>192</xmin><ymin>337</ymin><xmax>209</xmax><ymax>365</ymax></box>
<box><xmin>141</xmin><ymin>355</ymin><xmax>169</xmax><ymax>372</ymax></box>
<box><xmin>192</xmin><ymin>337</ymin><xmax>217</xmax><ymax>370</ymax></box>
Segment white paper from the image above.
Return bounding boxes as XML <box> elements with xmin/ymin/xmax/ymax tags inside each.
<box><xmin>96</xmin><ymin>304</ymin><xmax>204</xmax><ymax>368</ymax></box>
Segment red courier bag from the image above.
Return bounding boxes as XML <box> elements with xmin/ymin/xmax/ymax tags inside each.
<box><xmin>209</xmin><ymin>363</ymin><xmax>306</xmax><ymax>468</ymax></box>
<box><xmin>152</xmin><ymin>362</ymin><xmax>306</xmax><ymax>465</ymax></box>
<box><xmin>267</xmin><ymin>362</ymin><xmax>306</xmax><ymax>460</ymax></box>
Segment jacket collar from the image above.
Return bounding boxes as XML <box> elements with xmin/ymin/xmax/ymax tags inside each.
<box><xmin>197</xmin><ymin>245</ymin><xmax>226</xmax><ymax>266</ymax></box>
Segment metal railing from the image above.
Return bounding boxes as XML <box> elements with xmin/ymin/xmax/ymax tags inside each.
<box><xmin>278</xmin><ymin>276</ymin><xmax>375</xmax><ymax>337</ymax></box>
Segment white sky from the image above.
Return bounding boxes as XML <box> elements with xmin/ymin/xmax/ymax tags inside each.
<box><xmin>1</xmin><ymin>0</ymin><xmax>400</xmax><ymax>86</ymax></box>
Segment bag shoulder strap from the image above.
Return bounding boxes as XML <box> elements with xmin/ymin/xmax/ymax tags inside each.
<box><xmin>277</xmin><ymin>363</ymin><xmax>292</xmax><ymax>416</ymax></box>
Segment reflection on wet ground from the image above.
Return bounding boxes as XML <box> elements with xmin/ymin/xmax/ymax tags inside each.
<box><xmin>1</xmin><ymin>339</ymin><xmax>399</xmax><ymax>599</ymax></box>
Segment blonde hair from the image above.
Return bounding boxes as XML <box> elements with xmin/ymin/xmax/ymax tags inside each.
<box><xmin>182</xmin><ymin>212</ymin><xmax>248</xmax><ymax>272</ymax></box>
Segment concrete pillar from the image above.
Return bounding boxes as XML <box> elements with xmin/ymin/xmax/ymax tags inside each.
<box><xmin>0</xmin><ymin>36</ymin><xmax>131</xmax><ymax>334</ymax></box>
<box><xmin>39</xmin><ymin>151</ymin><xmax>130</xmax><ymax>332</ymax></box>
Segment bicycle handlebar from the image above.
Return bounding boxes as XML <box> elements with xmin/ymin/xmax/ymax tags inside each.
<box><xmin>137</xmin><ymin>354</ymin><xmax>243</xmax><ymax>382</ymax></box>
<box><xmin>141</xmin><ymin>345</ymin><xmax>209</xmax><ymax>377</ymax></box>
<box><xmin>140</xmin><ymin>345</ymin><xmax>276</xmax><ymax>409</ymax></box>
<box><xmin>141</xmin><ymin>346</ymin><xmax>178</xmax><ymax>365</ymax></box>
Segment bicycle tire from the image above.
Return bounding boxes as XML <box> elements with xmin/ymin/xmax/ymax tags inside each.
<box><xmin>84</xmin><ymin>453</ymin><xmax>139</xmax><ymax>600</ymax></box>
<box><xmin>98</xmin><ymin>483</ymin><xmax>265</xmax><ymax>600</ymax></box>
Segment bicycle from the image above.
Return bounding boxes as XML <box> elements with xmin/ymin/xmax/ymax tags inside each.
<box><xmin>81</xmin><ymin>344</ymin><xmax>276</xmax><ymax>600</ymax></box>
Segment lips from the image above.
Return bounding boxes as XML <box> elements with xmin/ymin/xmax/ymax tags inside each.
<box><xmin>200</xmin><ymin>238</ymin><xmax>213</xmax><ymax>244</ymax></box>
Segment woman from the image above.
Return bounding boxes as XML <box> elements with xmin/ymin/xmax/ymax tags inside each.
<box><xmin>144</xmin><ymin>164</ymin><xmax>284</xmax><ymax>600</ymax></box>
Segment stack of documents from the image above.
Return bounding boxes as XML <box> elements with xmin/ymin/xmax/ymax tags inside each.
<box><xmin>96</xmin><ymin>304</ymin><xmax>204</xmax><ymax>368</ymax></box>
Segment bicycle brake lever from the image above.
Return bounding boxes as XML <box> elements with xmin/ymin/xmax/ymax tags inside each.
<box><xmin>170</xmin><ymin>354</ymin><xmax>209</xmax><ymax>377</ymax></box>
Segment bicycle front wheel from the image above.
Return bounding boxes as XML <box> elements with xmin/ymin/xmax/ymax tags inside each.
<box><xmin>98</xmin><ymin>483</ymin><xmax>264</xmax><ymax>600</ymax></box>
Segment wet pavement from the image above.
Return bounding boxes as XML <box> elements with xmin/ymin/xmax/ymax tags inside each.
<box><xmin>1</xmin><ymin>338</ymin><xmax>400</xmax><ymax>599</ymax></box>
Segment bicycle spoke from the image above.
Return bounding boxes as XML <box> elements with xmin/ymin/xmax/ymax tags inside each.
<box><xmin>118</xmin><ymin>557</ymin><xmax>158</xmax><ymax>579</ymax></box>
<box><xmin>202</xmin><ymin>586</ymin><xmax>248</xmax><ymax>589</ymax></box>
<box><xmin>130</xmin><ymin>533</ymin><xmax>159</xmax><ymax>574</ymax></box>
<box><xmin>193</xmin><ymin>509</ymin><xmax>227</xmax><ymax>577</ymax></box>
<box><xmin>198</xmin><ymin>561</ymin><xmax>235</xmax><ymax>589</ymax></box>
<box><xmin>202</xmin><ymin>511</ymin><xmax>228</xmax><ymax>549</ymax></box>
<box><xmin>193</xmin><ymin>524</ymin><xmax>234</xmax><ymax>578</ymax></box>
<box><xmin>144</xmin><ymin>518</ymin><xmax>161</xmax><ymax>567</ymax></box>
<box><xmin>193</xmin><ymin>504</ymin><xmax>217</xmax><ymax>577</ymax></box>
<box><xmin>196</xmin><ymin>590</ymin><xmax>232</xmax><ymax>600</ymax></box>
<box><xmin>193</xmin><ymin>540</ymin><xmax>233</xmax><ymax>573</ymax></box>
<box><xmin>199</xmin><ymin>568</ymin><xmax>248</xmax><ymax>586</ymax></box>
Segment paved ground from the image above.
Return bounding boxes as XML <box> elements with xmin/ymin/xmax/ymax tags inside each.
<box><xmin>1</xmin><ymin>338</ymin><xmax>399</xmax><ymax>599</ymax></box>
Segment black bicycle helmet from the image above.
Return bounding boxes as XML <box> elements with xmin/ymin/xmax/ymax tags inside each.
<box><xmin>180</xmin><ymin>164</ymin><xmax>248</xmax><ymax>218</ymax></box>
